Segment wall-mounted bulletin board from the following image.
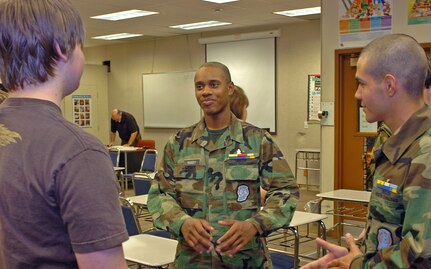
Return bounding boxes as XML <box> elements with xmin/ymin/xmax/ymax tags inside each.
<box><xmin>307</xmin><ymin>74</ymin><xmax>321</xmax><ymax>122</ymax></box>
<box><xmin>142</xmin><ymin>71</ymin><xmax>201</xmax><ymax>128</ymax></box>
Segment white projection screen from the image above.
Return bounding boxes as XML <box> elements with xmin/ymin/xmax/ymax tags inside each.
<box><xmin>206</xmin><ymin>38</ymin><xmax>276</xmax><ymax>133</ymax></box>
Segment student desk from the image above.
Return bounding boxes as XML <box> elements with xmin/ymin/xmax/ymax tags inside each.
<box><xmin>123</xmin><ymin>234</ymin><xmax>177</xmax><ymax>268</ymax></box>
<box><xmin>113</xmin><ymin>166</ymin><xmax>125</xmax><ymax>191</ymax></box>
<box><xmin>267</xmin><ymin>211</ymin><xmax>327</xmax><ymax>269</ymax></box>
<box><xmin>109</xmin><ymin>146</ymin><xmax>146</xmax><ymax>174</ymax></box>
<box><xmin>316</xmin><ymin>189</ymin><xmax>371</xmax><ymax>244</ymax></box>
<box><xmin>128</xmin><ymin>194</ymin><xmax>148</xmax><ymax>206</ymax></box>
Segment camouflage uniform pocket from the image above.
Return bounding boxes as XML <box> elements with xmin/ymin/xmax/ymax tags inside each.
<box><xmin>174</xmin><ymin>164</ymin><xmax>206</xmax><ymax>216</ymax></box>
<box><xmin>224</xmin><ymin>159</ymin><xmax>259</xmax><ymax>211</ymax></box>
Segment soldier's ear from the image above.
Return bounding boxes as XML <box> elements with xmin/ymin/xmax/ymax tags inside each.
<box><xmin>383</xmin><ymin>74</ymin><xmax>397</xmax><ymax>97</ymax></box>
<box><xmin>228</xmin><ymin>82</ymin><xmax>235</xmax><ymax>96</ymax></box>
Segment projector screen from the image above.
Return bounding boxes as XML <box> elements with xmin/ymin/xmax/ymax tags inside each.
<box><xmin>206</xmin><ymin>38</ymin><xmax>276</xmax><ymax>133</ymax></box>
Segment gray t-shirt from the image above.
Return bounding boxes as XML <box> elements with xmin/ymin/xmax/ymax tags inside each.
<box><xmin>0</xmin><ymin>98</ymin><xmax>128</xmax><ymax>268</ymax></box>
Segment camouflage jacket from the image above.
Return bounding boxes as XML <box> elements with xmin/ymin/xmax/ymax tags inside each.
<box><xmin>351</xmin><ymin>106</ymin><xmax>431</xmax><ymax>269</ymax></box>
<box><xmin>148</xmin><ymin>115</ymin><xmax>299</xmax><ymax>269</ymax></box>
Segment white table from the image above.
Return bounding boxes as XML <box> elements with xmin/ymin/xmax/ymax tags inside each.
<box><xmin>128</xmin><ymin>194</ymin><xmax>148</xmax><ymax>206</ymax></box>
<box><xmin>316</xmin><ymin>189</ymin><xmax>371</xmax><ymax>203</ymax></box>
<box><xmin>267</xmin><ymin>211</ymin><xmax>327</xmax><ymax>269</ymax></box>
<box><xmin>316</xmin><ymin>189</ymin><xmax>371</xmax><ymax>244</ymax></box>
<box><xmin>123</xmin><ymin>234</ymin><xmax>178</xmax><ymax>268</ymax></box>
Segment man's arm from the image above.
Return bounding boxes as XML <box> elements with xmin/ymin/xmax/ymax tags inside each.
<box><xmin>147</xmin><ymin>136</ymin><xmax>192</xmax><ymax>237</ymax></box>
<box><xmin>109</xmin><ymin>132</ymin><xmax>116</xmax><ymax>146</ymax></box>
<box><xmin>76</xmin><ymin>245</ymin><xmax>127</xmax><ymax>269</ymax></box>
<box><xmin>248</xmin><ymin>132</ymin><xmax>300</xmax><ymax>236</ymax></box>
<box><xmin>125</xmin><ymin>131</ymin><xmax>138</xmax><ymax>146</ymax></box>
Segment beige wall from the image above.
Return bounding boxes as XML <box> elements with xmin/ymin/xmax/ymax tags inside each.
<box><xmin>321</xmin><ymin>0</ymin><xmax>431</xmax><ymax>192</ymax></box>
<box><xmin>84</xmin><ymin>21</ymin><xmax>321</xmax><ymax>180</ymax></box>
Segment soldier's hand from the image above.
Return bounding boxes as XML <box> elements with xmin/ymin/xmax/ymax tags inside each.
<box><xmin>215</xmin><ymin>220</ymin><xmax>257</xmax><ymax>256</ymax></box>
<box><xmin>300</xmin><ymin>237</ymin><xmax>348</xmax><ymax>269</ymax></box>
<box><xmin>181</xmin><ymin>218</ymin><xmax>214</xmax><ymax>253</ymax></box>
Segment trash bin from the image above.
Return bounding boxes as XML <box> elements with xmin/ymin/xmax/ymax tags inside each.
<box><xmin>304</xmin><ymin>198</ymin><xmax>321</xmax><ymax>213</ymax></box>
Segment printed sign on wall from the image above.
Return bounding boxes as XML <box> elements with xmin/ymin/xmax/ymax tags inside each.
<box><xmin>72</xmin><ymin>95</ymin><xmax>92</xmax><ymax>128</ymax></box>
<box><xmin>408</xmin><ymin>0</ymin><xmax>431</xmax><ymax>25</ymax></box>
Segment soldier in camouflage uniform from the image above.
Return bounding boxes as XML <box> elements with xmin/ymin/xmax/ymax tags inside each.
<box><xmin>148</xmin><ymin>62</ymin><xmax>299</xmax><ymax>269</ymax></box>
<box><xmin>301</xmin><ymin>34</ymin><xmax>431</xmax><ymax>269</ymax></box>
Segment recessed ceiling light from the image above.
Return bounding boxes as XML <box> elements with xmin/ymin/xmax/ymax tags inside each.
<box><xmin>92</xmin><ymin>33</ymin><xmax>143</xmax><ymax>40</ymax></box>
<box><xmin>273</xmin><ymin>7</ymin><xmax>321</xmax><ymax>17</ymax></box>
<box><xmin>170</xmin><ymin>21</ymin><xmax>231</xmax><ymax>30</ymax></box>
<box><xmin>91</xmin><ymin>9</ymin><xmax>158</xmax><ymax>21</ymax></box>
<box><xmin>203</xmin><ymin>0</ymin><xmax>239</xmax><ymax>3</ymax></box>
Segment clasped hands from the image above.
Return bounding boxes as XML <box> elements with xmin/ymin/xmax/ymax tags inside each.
<box><xmin>180</xmin><ymin>218</ymin><xmax>257</xmax><ymax>256</ymax></box>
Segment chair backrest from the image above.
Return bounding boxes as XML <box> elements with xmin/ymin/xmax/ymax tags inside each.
<box><xmin>133</xmin><ymin>176</ymin><xmax>152</xmax><ymax>196</ymax></box>
<box><xmin>139</xmin><ymin>149</ymin><xmax>157</xmax><ymax>173</ymax></box>
<box><xmin>136</xmin><ymin>139</ymin><xmax>156</xmax><ymax>149</ymax></box>
<box><xmin>109</xmin><ymin>149</ymin><xmax>120</xmax><ymax>167</ymax></box>
<box><xmin>269</xmin><ymin>251</ymin><xmax>294</xmax><ymax>269</ymax></box>
<box><xmin>119</xmin><ymin>197</ymin><xmax>142</xmax><ymax>236</ymax></box>
<box><xmin>143</xmin><ymin>229</ymin><xmax>172</xmax><ymax>239</ymax></box>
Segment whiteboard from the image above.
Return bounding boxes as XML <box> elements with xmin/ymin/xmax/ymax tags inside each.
<box><xmin>206</xmin><ymin>38</ymin><xmax>276</xmax><ymax>133</ymax></box>
<box><xmin>143</xmin><ymin>71</ymin><xmax>201</xmax><ymax>128</ymax></box>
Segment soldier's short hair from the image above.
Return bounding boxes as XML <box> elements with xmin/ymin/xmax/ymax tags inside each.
<box><xmin>0</xmin><ymin>0</ymin><xmax>84</xmax><ymax>91</ymax></box>
<box><xmin>360</xmin><ymin>34</ymin><xmax>428</xmax><ymax>98</ymax></box>
<box><xmin>198</xmin><ymin>62</ymin><xmax>232</xmax><ymax>83</ymax></box>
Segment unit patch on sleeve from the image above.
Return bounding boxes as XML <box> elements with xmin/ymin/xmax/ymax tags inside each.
<box><xmin>377</xmin><ymin>227</ymin><xmax>393</xmax><ymax>250</ymax></box>
<box><xmin>237</xmin><ymin>184</ymin><xmax>250</xmax><ymax>202</ymax></box>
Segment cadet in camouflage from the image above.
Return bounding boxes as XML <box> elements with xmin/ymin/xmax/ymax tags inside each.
<box><xmin>148</xmin><ymin>62</ymin><xmax>299</xmax><ymax>269</ymax></box>
<box><xmin>301</xmin><ymin>34</ymin><xmax>431</xmax><ymax>269</ymax></box>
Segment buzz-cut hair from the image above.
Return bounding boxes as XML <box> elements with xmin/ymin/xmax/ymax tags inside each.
<box><xmin>360</xmin><ymin>34</ymin><xmax>428</xmax><ymax>97</ymax></box>
<box><xmin>198</xmin><ymin>62</ymin><xmax>232</xmax><ymax>83</ymax></box>
<box><xmin>0</xmin><ymin>0</ymin><xmax>85</xmax><ymax>90</ymax></box>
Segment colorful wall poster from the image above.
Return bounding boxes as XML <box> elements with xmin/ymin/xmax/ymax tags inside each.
<box><xmin>72</xmin><ymin>95</ymin><xmax>92</xmax><ymax>128</ymax></box>
<box><xmin>408</xmin><ymin>0</ymin><xmax>431</xmax><ymax>25</ymax></box>
<box><xmin>339</xmin><ymin>0</ymin><xmax>392</xmax><ymax>47</ymax></box>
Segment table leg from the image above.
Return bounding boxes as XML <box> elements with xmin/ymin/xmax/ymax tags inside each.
<box><xmin>288</xmin><ymin>227</ymin><xmax>299</xmax><ymax>269</ymax></box>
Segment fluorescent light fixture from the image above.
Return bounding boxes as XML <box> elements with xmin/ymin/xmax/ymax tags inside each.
<box><xmin>273</xmin><ymin>6</ymin><xmax>321</xmax><ymax>17</ymax></box>
<box><xmin>91</xmin><ymin>9</ymin><xmax>158</xmax><ymax>21</ymax></box>
<box><xmin>203</xmin><ymin>0</ymin><xmax>239</xmax><ymax>3</ymax></box>
<box><xmin>92</xmin><ymin>33</ymin><xmax>143</xmax><ymax>40</ymax></box>
<box><xmin>170</xmin><ymin>21</ymin><xmax>231</xmax><ymax>30</ymax></box>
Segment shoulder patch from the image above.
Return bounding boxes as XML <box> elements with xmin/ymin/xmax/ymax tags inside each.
<box><xmin>377</xmin><ymin>227</ymin><xmax>393</xmax><ymax>250</ymax></box>
<box><xmin>237</xmin><ymin>184</ymin><xmax>250</xmax><ymax>202</ymax></box>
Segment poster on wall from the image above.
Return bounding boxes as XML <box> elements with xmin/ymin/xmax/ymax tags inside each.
<box><xmin>408</xmin><ymin>0</ymin><xmax>431</xmax><ymax>25</ymax></box>
<box><xmin>339</xmin><ymin>0</ymin><xmax>392</xmax><ymax>47</ymax></box>
<box><xmin>307</xmin><ymin>74</ymin><xmax>321</xmax><ymax>122</ymax></box>
<box><xmin>72</xmin><ymin>95</ymin><xmax>92</xmax><ymax>128</ymax></box>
